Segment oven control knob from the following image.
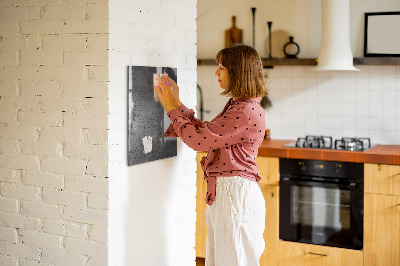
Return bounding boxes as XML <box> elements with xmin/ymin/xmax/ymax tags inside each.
<box><xmin>334</xmin><ymin>167</ymin><xmax>341</xmax><ymax>174</ymax></box>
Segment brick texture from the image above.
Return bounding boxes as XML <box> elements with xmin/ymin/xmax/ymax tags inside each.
<box><xmin>0</xmin><ymin>0</ymin><xmax>109</xmax><ymax>264</ymax></box>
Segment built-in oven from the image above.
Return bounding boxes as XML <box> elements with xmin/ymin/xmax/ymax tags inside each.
<box><xmin>279</xmin><ymin>158</ymin><xmax>364</xmax><ymax>250</ymax></box>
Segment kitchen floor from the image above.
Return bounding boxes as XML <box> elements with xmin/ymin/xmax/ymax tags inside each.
<box><xmin>196</xmin><ymin>257</ymin><xmax>205</xmax><ymax>266</ymax></box>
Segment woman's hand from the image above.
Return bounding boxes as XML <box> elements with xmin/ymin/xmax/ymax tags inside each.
<box><xmin>155</xmin><ymin>79</ymin><xmax>176</xmax><ymax>113</ymax></box>
<box><xmin>163</xmin><ymin>76</ymin><xmax>181</xmax><ymax>109</ymax></box>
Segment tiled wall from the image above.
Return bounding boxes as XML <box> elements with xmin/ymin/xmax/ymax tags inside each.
<box><xmin>197</xmin><ymin>65</ymin><xmax>400</xmax><ymax>145</ymax></box>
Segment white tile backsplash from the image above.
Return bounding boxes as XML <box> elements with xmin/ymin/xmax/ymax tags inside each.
<box><xmin>197</xmin><ymin>65</ymin><xmax>400</xmax><ymax>144</ymax></box>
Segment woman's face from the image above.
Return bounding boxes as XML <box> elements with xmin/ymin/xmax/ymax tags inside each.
<box><xmin>215</xmin><ymin>64</ymin><xmax>229</xmax><ymax>89</ymax></box>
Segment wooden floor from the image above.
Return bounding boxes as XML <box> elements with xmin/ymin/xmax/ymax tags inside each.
<box><xmin>196</xmin><ymin>257</ymin><xmax>205</xmax><ymax>266</ymax></box>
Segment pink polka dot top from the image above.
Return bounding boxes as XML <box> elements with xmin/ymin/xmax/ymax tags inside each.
<box><xmin>163</xmin><ymin>97</ymin><xmax>266</xmax><ymax>206</ymax></box>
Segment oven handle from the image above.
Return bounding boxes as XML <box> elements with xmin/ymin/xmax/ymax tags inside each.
<box><xmin>281</xmin><ymin>177</ymin><xmax>358</xmax><ymax>188</ymax></box>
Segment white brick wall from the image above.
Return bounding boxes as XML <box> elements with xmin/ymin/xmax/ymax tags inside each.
<box><xmin>108</xmin><ymin>0</ymin><xmax>197</xmax><ymax>265</ymax></box>
<box><xmin>0</xmin><ymin>1</ymin><xmax>109</xmax><ymax>265</ymax></box>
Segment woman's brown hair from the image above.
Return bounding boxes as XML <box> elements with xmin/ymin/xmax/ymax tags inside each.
<box><xmin>215</xmin><ymin>45</ymin><xmax>267</xmax><ymax>99</ymax></box>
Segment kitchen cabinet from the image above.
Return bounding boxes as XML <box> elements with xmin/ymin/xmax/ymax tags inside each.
<box><xmin>196</xmin><ymin>152</ymin><xmax>208</xmax><ymax>258</ymax></box>
<box><xmin>364</xmin><ymin>163</ymin><xmax>400</xmax><ymax>266</ymax></box>
<box><xmin>278</xmin><ymin>241</ymin><xmax>363</xmax><ymax>266</ymax></box>
<box><xmin>364</xmin><ymin>163</ymin><xmax>400</xmax><ymax>196</ymax></box>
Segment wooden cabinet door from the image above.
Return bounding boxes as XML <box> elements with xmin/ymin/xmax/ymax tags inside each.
<box><xmin>256</xmin><ymin>156</ymin><xmax>279</xmax><ymax>186</ymax></box>
<box><xmin>259</xmin><ymin>185</ymin><xmax>279</xmax><ymax>266</ymax></box>
<box><xmin>364</xmin><ymin>193</ymin><xmax>400</xmax><ymax>266</ymax></box>
<box><xmin>365</xmin><ymin>164</ymin><xmax>400</xmax><ymax>196</ymax></box>
<box><xmin>196</xmin><ymin>152</ymin><xmax>208</xmax><ymax>258</ymax></box>
<box><xmin>278</xmin><ymin>241</ymin><xmax>363</xmax><ymax>266</ymax></box>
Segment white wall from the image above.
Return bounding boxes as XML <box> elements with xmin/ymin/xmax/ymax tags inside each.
<box><xmin>197</xmin><ymin>0</ymin><xmax>400</xmax><ymax>145</ymax></box>
<box><xmin>0</xmin><ymin>1</ymin><xmax>109</xmax><ymax>265</ymax></box>
<box><xmin>108</xmin><ymin>0</ymin><xmax>198</xmax><ymax>265</ymax></box>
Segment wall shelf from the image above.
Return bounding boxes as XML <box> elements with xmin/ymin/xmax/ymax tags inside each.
<box><xmin>197</xmin><ymin>57</ymin><xmax>400</xmax><ymax>68</ymax></box>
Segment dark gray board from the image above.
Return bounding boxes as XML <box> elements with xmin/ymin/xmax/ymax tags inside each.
<box><xmin>127</xmin><ymin>66</ymin><xmax>177</xmax><ymax>166</ymax></box>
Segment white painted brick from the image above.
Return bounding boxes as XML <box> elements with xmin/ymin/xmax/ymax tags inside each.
<box><xmin>86</xmin><ymin>256</ymin><xmax>107</xmax><ymax>266</ymax></box>
<box><xmin>186</xmin><ymin>55</ymin><xmax>197</xmax><ymax>69</ymax></box>
<box><xmin>43</xmin><ymin>219</ymin><xmax>66</xmax><ymax>235</ymax></box>
<box><xmin>64</xmin><ymin>113</ymin><xmax>108</xmax><ymax>129</ymax></box>
<box><xmin>29</xmin><ymin>96</ymin><xmax>85</xmax><ymax>113</ymax></box>
<box><xmin>19</xmin><ymin>80</ymin><xmax>62</xmax><ymax>97</ymax></box>
<box><xmin>20</xmin><ymin>141</ymin><xmax>62</xmax><ymax>157</ymax></box>
<box><xmin>83</xmin><ymin>129</ymin><xmax>108</xmax><ymax>146</ymax></box>
<box><xmin>0</xmin><ymin>6</ymin><xmax>40</xmax><ymax>21</ymax></box>
<box><xmin>0</xmin><ymin>138</ymin><xmax>19</xmax><ymax>154</ymax></box>
<box><xmin>37</xmin><ymin>66</ymin><xmax>85</xmax><ymax>82</ymax></box>
<box><xmin>63</xmin><ymin>207</ymin><xmax>107</xmax><ymax>226</ymax></box>
<box><xmin>86</xmin><ymin>3</ymin><xmax>109</xmax><ymax>20</ymax></box>
<box><xmin>19</xmin><ymin>259</ymin><xmax>42</xmax><ymax>266</ymax></box>
<box><xmin>0</xmin><ymin>51</ymin><xmax>18</xmax><ymax>66</ymax></box>
<box><xmin>0</xmin><ymin>183</ymin><xmax>41</xmax><ymax>201</ymax></box>
<box><xmin>64</xmin><ymin>50</ymin><xmax>108</xmax><ymax>66</ymax></box>
<box><xmin>86</xmin><ymin>160</ymin><xmax>108</xmax><ymax>178</ymax></box>
<box><xmin>0</xmin><ymin>254</ymin><xmax>17</xmax><ymax>266</ymax></box>
<box><xmin>20</xmin><ymin>51</ymin><xmax>63</xmax><ymax>66</ymax></box>
<box><xmin>20</xmin><ymin>230</ymin><xmax>62</xmax><ymax>251</ymax></box>
<box><xmin>63</xmin><ymin>81</ymin><xmax>108</xmax><ymax>98</ymax></box>
<box><xmin>88</xmin><ymin>225</ymin><xmax>107</xmax><ymax>243</ymax></box>
<box><xmin>0</xmin><ymin>154</ymin><xmax>40</xmax><ymax>172</ymax></box>
<box><xmin>0</xmin><ymin>36</ymin><xmax>42</xmax><ymax>52</ymax></box>
<box><xmin>0</xmin><ymin>22</ymin><xmax>18</xmax><ymax>36</ymax></box>
<box><xmin>175</xmin><ymin>42</ymin><xmax>197</xmax><ymax>56</ymax></box>
<box><xmin>22</xmin><ymin>171</ymin><xmax>63</xmax><ymax>189</ymax></box>
<box><xmin>0</xmin><ymin>81</ymin><xmax>17</xmax><ymax>96</ymax></box>
<box><xmin>0</xmin><ymin>125</ymin><xmax>37</xmax><ymax>141</ymax></box>
<box><xmin>20</xmin><ymin>21</ymin><xmax>62</xmax><ymax>35</ymax></box>
<box><xmin>42</xmin><ymin>34</ymin><xmax>86</xmax><ymax>51</ymax></box>
<box><xmin>87</xmin><ymin>65</ymin><xmax>108</xmax><ymax>82</ymax></box>
<box><xmin>41</xmin><ymin>158</ymin><xmax>86</xmax><ymax>176</ymax></box>
<box><xmin>41</xmin><ymin>248</ymin><xmax>86</xmax><ymax>266</ymax></box>
<box><xmin>0</xmin><ymin>226</ymin><xmax>18</xmax><ymax>243</ymax></box>
<box><xmin>64</xmin><ymin>144</ymin><xmax>108</xmax><ymax>161</ymax></box>
<box><xmin>0</xmin><ymin>110</ymin><xmax>17</xmax><ymax>124</ymax></box>
<box><xmin>0</xmin><ymin>168</ymin><xmax>16</xmax><ymax>182</ymax></box>
<box><xmin>21</xmin><ymin>200</ymin><xmax>63</xmax><ymax>219</ymax></box>
<box><xmin>88</xmin><ymin>193</ymin><xmax>108</xmax><ymax>210</ymax></box>
<box><xmin>0</xmin><ymin>196</ymin><xmax>18</xmax><ymax>213</ymax></box>
<box><xmin>0</xmin><ymin>66</ymin><xmax>38</xmax><ymax>81</ymax></box>
<box><xmin>43</xmin><ymin>188</ymin><xmax>86</xmax><ymax>208</ymax></box>
<box><xmin>4</xmin><ymin>95</ymin><xmax>40</xmax><ymax>111</ymax></box>
<box><xmin>63</xmin><ymin>19</ymin><xmax>108</xmax><ymax>34</ymax></box>
<box><xmin>39</xmin><ymin>127</ymin><xmax>81</xmax><ymax>144</ymax></box>
<box><xmin>0</xmin><ymin>241</ymin><xmax>40</xmax><ymax>261</ymax></box>
<box><xmin>0</xmin><ymin>212</ymin><xmax>42</xmax><ymax>230</ymax></box>
<box><xmin>18</xmin><ymin>111</ymin><xmax>62</xmax><ymax>127</ymax></box>
<box><xmin>65</xmin><ymin>222</ymin><xmax>86</xmax><ymax>239</ymax></box>
<box><xmin>86</xmin><ymin>34</ymin><xmax>108</xmax><ymax>51</ymax></box>
<box><xmin>42</xmin><ymin>4</ymin><xmax>85</xmax><ymax>20</ymax></box>
<box><xmin>65</xmin><ymin>237</ymin><xmax>107</xmax><ymax>256</ymax></box>
<box><xmin>82</xmin><ymin>98</ymin><xmax>109</xmax><ymax>114</ymax></box>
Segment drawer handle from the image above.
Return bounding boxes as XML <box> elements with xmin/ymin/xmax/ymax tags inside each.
<box><xmin>309</xmin><ymin>252</ymin><xmax>329</xmax><ymax>257</ymax></box>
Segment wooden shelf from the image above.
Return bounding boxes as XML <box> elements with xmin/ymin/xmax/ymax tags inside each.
<box><xmin>197</xmin><ymin>57</ymin><xmax>400</xmax><ymax>68</ymax></box>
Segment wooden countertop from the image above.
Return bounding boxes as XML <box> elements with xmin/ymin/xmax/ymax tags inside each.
<box><xmin>258</xmin><ymin>139</ymin><xmax>400</xmax><ymax>165</ymax></box>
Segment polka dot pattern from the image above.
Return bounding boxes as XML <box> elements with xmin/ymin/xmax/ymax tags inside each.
<box><xmin>163</xmin><ymin>97</ymin><xmax>266</xmax><ymax>206</ymax></box>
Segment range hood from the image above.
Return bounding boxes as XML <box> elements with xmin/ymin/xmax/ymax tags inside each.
<box><xmin>314</xmin><ymin>0</ymin><xmax>359</xmax><ymax>71</ymax></box>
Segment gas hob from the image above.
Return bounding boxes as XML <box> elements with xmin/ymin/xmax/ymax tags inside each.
<box><xmin>283</xmin><ymin>135</ymin><xmax>376</xmax><ymax>152</ymax></box>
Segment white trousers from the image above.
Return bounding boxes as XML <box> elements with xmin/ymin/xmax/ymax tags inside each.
<box><xmin>205</xmin><ymin>176</ymin><xmax>266</xmax><ymax>266</ymax></box>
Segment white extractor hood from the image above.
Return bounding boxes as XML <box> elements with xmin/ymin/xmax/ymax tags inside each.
<box><xmin>314</xmin><ymin>0</ymin><xmax>359</xmax><ymax>71</ymax></box>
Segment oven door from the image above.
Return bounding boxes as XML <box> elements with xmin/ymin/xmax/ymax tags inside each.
<box><xmin>279</xmin><ymin>177</ymin><xmax>363</xmax><ymax>250</ymax></box>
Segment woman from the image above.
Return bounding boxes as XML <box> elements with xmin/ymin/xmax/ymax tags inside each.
<box><xmin>155</xmin><ymin>45</ymin><xmax>267</xmax><ymax>266</ymax></box>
